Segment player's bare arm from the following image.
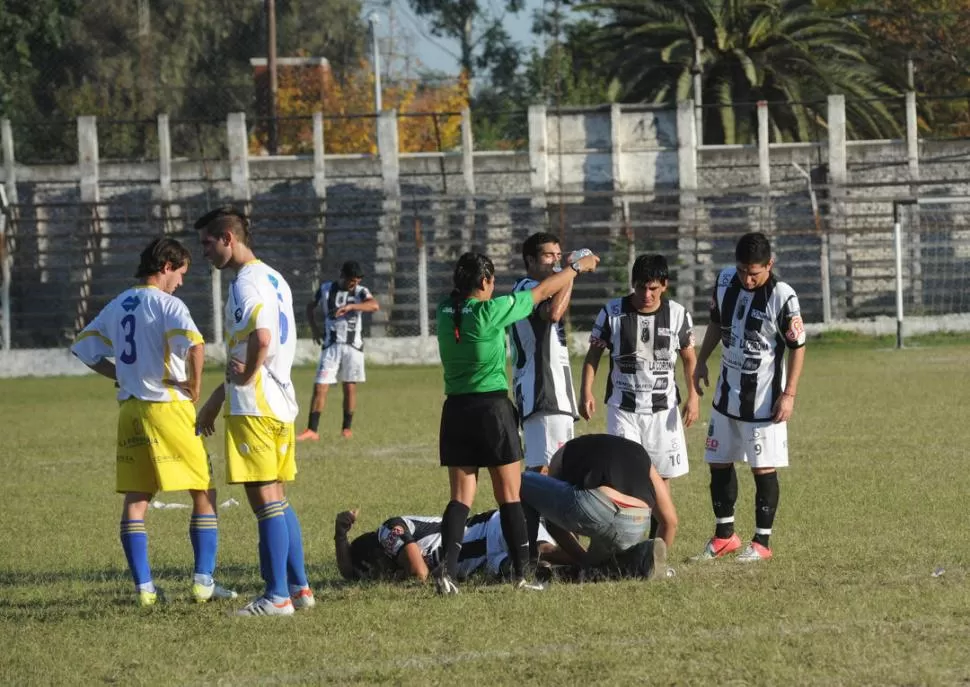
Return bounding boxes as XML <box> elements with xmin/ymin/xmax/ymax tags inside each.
<box><xmin>529</xmin><ymin>253</ymin><xmax>599</xmax><ymax>306</ymax></box>
<box><xmin>647</xmin><ymin>467</ymin><xmax>679</xmax><ymax>549</ymax></box>
<box><xmin>772</xmin><ymin>345</ymin><xmax>805</xmax><ymax>423</ymax></box>
<box><xmin>334</xmin><ymin>509</ymin><xmax>359</xmax><ymax>580</ymax></box>
<box><xmin>228</xmin><ymin>328</ymin><xmax>271</xmax><ymax>386</ymax></box>
<box><xmin>693</xmin><ymin>323</ymin><xmax>722</xmax><ymax>396</ymax></box>
<box><xmin>306</xmin><ymin>301</ymin><xmax>322</xmax><ymax>344</ymax></box>
<box><xmin>334</xmin><ymin>296</ymin><xmax>380</xmax><ymax>319</ymax></box>
<box><xmin>580</xmin><ymin>343</ymin><xmax>605</xmax><ymax>420</ymax></box>
<box><xmin>542</xmin><ymin>521</ymin><xmax>588</xmax><ymax>566</ymax></box>
<box><xmin>542</xmin><ymin>279</ymin><xmax>573</xmax><ymax>323</ymax></box>
<box><xmin>196</xmin><ymin>383</ymin><xmax>225</xmax><ymax>437</ymax></box>
<box><xmin>85</xmin><ymin>357</ymin><xmax>118</xmax><ymax>382</ymax></box>
<box><xmin>397</xmin><ymin>542</ymin><xmax>430</xmax><ymax>582</ymax></box>
<box><xmin>678</xmin><ymin>345</ymin><xmax>700</xmax><ymax>428</ymax></box>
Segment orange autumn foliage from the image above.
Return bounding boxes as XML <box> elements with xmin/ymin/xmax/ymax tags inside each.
<box><xmin>250</xmin><ymin>61</ymin><xmax>469</xmax><ymax>155</ymax></box>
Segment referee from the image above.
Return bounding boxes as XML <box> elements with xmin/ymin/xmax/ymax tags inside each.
<box><xmin>433</xmin><ymin>250</ymin><xmax>599</xmax><ymax>594</ymax></box>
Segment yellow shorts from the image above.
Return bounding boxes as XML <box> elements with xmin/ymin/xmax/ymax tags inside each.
<box><xmin>225</xmin><ymin>415</ymin><xmax>296</xmax><ymax>484</ymax></box>
<box><xmin>117</xmin><ymin>399</ymin><xmax>212</xmax><ymax>494</ymax></box>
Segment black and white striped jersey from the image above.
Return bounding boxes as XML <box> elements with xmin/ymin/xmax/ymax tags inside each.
<box><xmin>314</xmin><ymin>281</ymin><xmax>373</xmax><ymax>350</ymax></box>
<box><xmin>508</xmin><ymin>277</ymin><xmax>579</xmax><ymax>421</ymax></box>
<box><xmin>377</xmin><ymin>516</ymin><xmax>442</xmax><ymax>570</ymax></box>
<box><xmin>709</xmin><ymin>267</ymin><xmax>806</xmax><ymax>421</ymax></box>
<box><xmin>590</xmin><ymin>296</ymin><xmax>694</xmax><ymax>414</ymax></box>
<box><xmin>454</xmin><ymin>510</ymin><xmax>554</xmax><ymax>579</ymax></box>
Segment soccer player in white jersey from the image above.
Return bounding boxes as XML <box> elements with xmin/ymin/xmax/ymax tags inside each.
<box><xmin>333</xmin><ymin>508</ymin><xmax>561</xmax><ymax>583</ymax></box>
<box><xmin>581</xmin><ymin>255</ymin><xmax>699</xmax><ymax>492</ymax></box>
<box><xmin>193</xmin><ymin>207</ymin><xmax>313</xmax><ymax>616</ymax></box>
<box><xmin>297</xmin><ymin>260</ymin><xmax>379</xmax><ymax>441</ymax></box>
<box><xmin>509</xmin><ymin>232</ymin><xmax>580</xmax><ymax>473</ymax></box>
<box><xmin>71</xmin><ymin>237</ymin><xmax>236</xmax><ymax>607</ymax></box>
<box><xmin>692</xmin><ymin>232</ymin><xmax>806</xmax><ymax>562</ymax></box>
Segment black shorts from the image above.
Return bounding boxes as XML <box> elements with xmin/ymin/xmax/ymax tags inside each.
<box><xmin>439</xmin><ymin>392</ymin><xmax>522</xmax><ymax>468</ymax></box>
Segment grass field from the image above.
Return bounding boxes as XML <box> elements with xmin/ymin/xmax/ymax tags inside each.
<box><xmin>2</xmin><ymin>335</ymin><xmax>970</xmax><ymax>685</ymax></box>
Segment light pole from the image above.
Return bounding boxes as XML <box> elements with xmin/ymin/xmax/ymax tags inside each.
<box><xmin>367</xmin><ymin>11</ymin><xmax>382</xmax><ymax>114</ymax></box>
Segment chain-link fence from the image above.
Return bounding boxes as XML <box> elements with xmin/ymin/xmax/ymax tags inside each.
<box><xmin>3</xmin><ymin>188</ymin><xmax>970</xmax><ymax>349</ymax></box>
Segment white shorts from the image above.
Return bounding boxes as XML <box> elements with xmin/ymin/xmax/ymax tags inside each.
<box><xmin>315</xmin><ymin>344</ymin><xmax>365</xmax><ymax>385</ymax></box>
<box><xmin>606</xmin><ymin>405</ymin><xmax>689</xmax><ymax>479</ymax></box>
<box><xmin>522</xmin><ymin>412</ymin><xmax>575</xmax><ymax>469</ymax></box>
<box><xmin>703</xmin><ymin>409</ymin><xmax>789</xmax><ymax>469</ymax></box>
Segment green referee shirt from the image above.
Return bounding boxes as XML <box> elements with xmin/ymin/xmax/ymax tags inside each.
<box><xmin>437</xmin><ymin>290</ymin><xmax>535</xmax><ymax>396</ymax></box>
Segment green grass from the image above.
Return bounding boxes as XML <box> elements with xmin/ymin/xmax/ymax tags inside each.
<box><xmin>2</xmin><ymin>337</ymin><xmax>970</xmax><ymax>685</ymax></box>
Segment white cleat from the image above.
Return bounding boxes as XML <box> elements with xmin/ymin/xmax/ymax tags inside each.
<box><xmin>192</xmin><ymin>581</ymin><xmax>239</xmax><ymax>603</ymax></box>
<box><xmin>291</xmin><ymin>587</ymin><xmax>316</xmax><ymax>610</ymax></box>
<box><xmin>235</xmin><ymin>596</ymin><xmax>295</xmax><ymax>616</ymax></box>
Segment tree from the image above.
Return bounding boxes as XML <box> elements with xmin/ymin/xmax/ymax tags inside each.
<box><xmin>820</xmin><ymin>0</ymin><xmax>970</xmax><ymax>137</ymax></box>
<box><xmin>586</xmin><ymin>0</ymin><xmax>901</xmax><ymax>143</ymax></box>
<box><xmin>404</xmin><ymin>0</ymin><xmax>525</xmax><ymax>88</ymax></box>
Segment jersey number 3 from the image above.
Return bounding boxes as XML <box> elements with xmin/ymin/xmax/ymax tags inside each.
<box><xmin>120</xmin><ymin>314</ymin><xmax>138</xmax><ymax>364</ymax></box>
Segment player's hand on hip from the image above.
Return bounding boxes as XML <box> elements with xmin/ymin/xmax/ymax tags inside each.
<box><xmin>693</xmin><ymin>362</ymin><xmax>709</xmax><ymax>396</ymax></box>
<box><xmin>682</xmin><ymin>395</ymin><xmax>700</xmax><ymax>428</ymax></box>
<box><xmin>771</xmin><ymin>393</ymin><xmax>795</xmax><ymax>423</ymax></box>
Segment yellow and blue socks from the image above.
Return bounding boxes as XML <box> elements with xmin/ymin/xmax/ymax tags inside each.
<box><xmin>255</xmin><ymin>501</ymin><xmax>289</xmax><ymax>600</ymax></box>
<box><xmin>120</xmin><ymin>519</ymin><xmax>154</xmax><ymax>593</ymax></box>
<box><xmin>281</xmin><ymin>499</ymin><xmax>308</xmax><ymax>590</ymax></box>
<box><xmin>189</xmin><ymin>513</ymin><xmax>218</xmax><ymax>586</ymax></box>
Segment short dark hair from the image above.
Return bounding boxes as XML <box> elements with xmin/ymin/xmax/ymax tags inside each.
<box><xmin>735</xmin><ymin>232</ymin><xmax>772</xmax><ymax>265</ymax></box>
<box><xmin>631</xmin><ymin>254</ymin><xmax>669</xmax><ymax>286</ymax></box>
<box><xmin>194</xmin><ymin>206</ymin><xmax>251</xmax><ymax>246</ymax></box>
<box><xmin>521</xmin><ymin>232</ymin><xmax>560</xmax><ymax>268</ymax></box>
<box><xmin>341</xmin><ymin>260</ymin><xmax>364</xmax><ymax>279</ymax></box>
<box><xmin>134</xmin><ymin>237</ymin><xmax>191</xmax><ymax>278</ymax></box>
<box><xmin>349</xmin><ymin>531</ymin><xmax>392</xmax><ymax>580</ymax></box>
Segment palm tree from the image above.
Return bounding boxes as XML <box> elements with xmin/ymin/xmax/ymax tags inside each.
<box><xmin>584</xmin><ymin>0</ymin><xmax>901</xmax><ymax>143</ymax></box>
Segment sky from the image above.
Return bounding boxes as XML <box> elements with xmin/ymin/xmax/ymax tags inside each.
<box><xmin>363</xmin><ymin>0</ymin><xmax>557</xmax><ymax>77</ymax></box>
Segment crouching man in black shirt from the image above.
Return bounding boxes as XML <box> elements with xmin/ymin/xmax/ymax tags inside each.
<box><xmin>521</xmin><ymin>433</ymin><xmax>678</xmax><ymax>579</ymax></box>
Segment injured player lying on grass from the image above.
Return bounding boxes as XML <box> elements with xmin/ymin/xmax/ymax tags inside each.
<box><xmin>333</xmin><ymin>507</ymin><xmax>668</xmax><ymax>585</ymax></box>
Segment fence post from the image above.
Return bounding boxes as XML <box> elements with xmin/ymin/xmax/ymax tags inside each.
<box><xmin>1</xmin><ymin>120</ymin><xmax>17</xmax><ymax>350</ymax></box>
<box><xmin>906</xmin><ymin>91</ymin><xmax>922</xmax><ymax>308</ymax></box>
<box><xmin>528</xmin><ymin>105</ymin><xmax>548</xmax><ymax>213</ymax></box>
<box><xmin>157</xmin><ymin>114</ymin><xmax>179</xmax><ymax>234</ymax></box>
<box><xmin>312</xmin><ymin>112</ymin><xmax>327</xmax><ymax>289</ymax></box>
<box><xmin>676</xmin><ymin>100</ymin><xmax>701</xmax><ymax>311</ymax></box>
<box><xmin>757</xmin><ymin>100</ymin><xmax>772</xmax><ymax>234</ymax></box>
<box><xmin>460</xmin><ymin>108</ymin><xmax>475</xmax><ymax>253</ymax></box>
<box><xmin>415</xmin><ymin>217</ymin><xmax>429</xmax><ymax>338</ymax></box>
<box><xmin>893</xmin><ymin>201</ymin><xmax>905</xmax><ymax>349</ymax></box>
<box><xmin>217</xmin><ymin>112</ymin><xmax>251</xmax><ymax>345</ymax></box>
<box><xmin>827</xmin><ymin>94</ymin><xmax>848</xmax><ymax>319</ymax></box>
<box><xmin>375</xmin><ymin>109</ymin><xmax>400</xmax><ymax>338</ymax></box>
<box><xmin>75</xmin><ymin>116</ymin><xmax>101</xmax><ymax>333</ymax></box>
<box><xmin>611</xmin><ymin>104</ymin><xmax>629</xmax><ymax>254</ymax></box>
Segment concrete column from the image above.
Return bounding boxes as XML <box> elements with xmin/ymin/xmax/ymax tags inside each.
<box><xmin>227</xmin><ymin>112</ymin><xmax>251</xmax><ymax>204</ymax></box>
<box><xmin>374</xmin><ymin>109</ymin><xmax>401</xmax><ymax>338</ymax></box>
<box><xmin>906</xmin><ymin>91</ymin><xmax>922</xmax><ymax>307</ymax></box>
<box><xmin>158</xmin><ymin>114</ymin><xmax>172</xmax><ymax>202</ymax></box>
<box><xmin>677</xmin><ymin>100</ymin><xmax>703</xmax><ymax>310</ymax></box>
<box><xmin>610</xmin><ymin>104</ymin><xmax>632</xmax><ymax>268</ymax></box>
<box><xmin>312</xmin><ymin>112</ymin><xmax>328</xmax><ymax>288</ymax></box>
<box><xmin>827</xmin><ymin>94</ymin><xmax>847</xmax><ymax>319</ymax></box>
<box><xmin>757</xmin><ymin>101</ymin><xmax>772</xmax><ymax>233</ymax></box>
<box><xmin>528</xmin><ymin>105</ymin><xmax>548</xmax><ymax>210</ymax></box>
<box><xmin>1</xmin><ymin>119</ymin><xmax>17</xmax><ymax>204</ymax></box>
<box><xmin>460</xmin><ymin>108</ymin><xmax>475</xmax><ymax>253</ymax></box>
<box><xmin>78</xmin><ymin>116</ymin><xmax>99</xmax><ymax>203</ymax></box>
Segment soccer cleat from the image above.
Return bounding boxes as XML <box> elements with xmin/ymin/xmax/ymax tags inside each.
<box><xmin>341</xmin><ymin>428</ymin><xmax>353</xmax><ymax>439</ymax></box>
<box><xmin>138</xmin><ymin>590</ymin><xmax>160</xmax><ymax>607</ymax></box>
<box><xmin>737</xmin><ymin>541</ymin><xmax>773</xmax><ymax>562</ymax></box>
<box><xmin>291</xmin><ymin>587</ymin><xmax>316</xmax><ymax>610</ymax></box>
<box><xmin>534</xmin><ymin>560</ymin><xmax>554</xmax><ymax>585</ymax></box>
<box><xmin>296</xmin><ymin>429</ymin><xmax>319</xmax><ymax>442</ymax></box>
<box><xmin>192</xmin><ymin>581</ymin><xmax>239</xmax><ymax>603</ymax></box>
<box><xmin>691</xmin><ymin>533</ymin><xmax>743</xmax><ymax>561</ymax></box>
<box><xmin>432</xmin><ymin>569</ymin><xmax>460</xmax><ymax>596</ymax></box>
<box><xmin>235</xmin><ymin>596</ymin><xmax>295</xmax><ymax>617</ymax></box>
<box><xmin>513</xmin><ymin>578</ymin><xmax>546</xmax><ymax>592</ymax></box>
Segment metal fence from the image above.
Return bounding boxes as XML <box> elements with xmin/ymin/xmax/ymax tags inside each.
<box><xmin>1</xmin><ymin>188</ymin><xmax>970</xmax><ymax>349</ymax></box>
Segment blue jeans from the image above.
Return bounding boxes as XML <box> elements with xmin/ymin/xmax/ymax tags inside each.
<box><xmin>520</xmin><ymin>472</ymin><xmax>651</xmax><ymax>565</ymax></box>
